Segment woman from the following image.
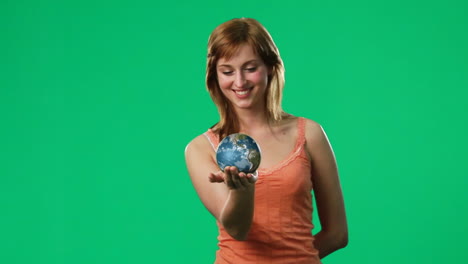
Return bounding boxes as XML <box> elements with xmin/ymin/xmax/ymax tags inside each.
<box><xmin>185</xmin><ymin>18</ymin><xmax>348</xmax><ymax>263</ymax></box>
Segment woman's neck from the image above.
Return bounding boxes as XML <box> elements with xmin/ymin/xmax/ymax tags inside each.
<box><xmin>236</xmin><ymin>108</ymin><xmax>270</xmax><ymax>133</ymax></box>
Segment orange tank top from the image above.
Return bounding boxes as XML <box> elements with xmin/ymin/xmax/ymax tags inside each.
<box><xmin>203</xmin><ymin>117</ymin><xmax>322</xmax><ymax>264</ymax></box>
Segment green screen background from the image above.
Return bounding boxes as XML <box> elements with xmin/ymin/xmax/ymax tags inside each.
<box><xmin>2</xmin><ymin>0</ymin><xmax>467</xmax><ymax>263</ymax></box>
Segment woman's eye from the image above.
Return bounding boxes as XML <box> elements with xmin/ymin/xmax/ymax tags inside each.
<box><xmin>222</xmin><ymin>71</ymin><xmax>234</xmax><ymax>75</ymax></box>
<box><xmin>245</xmin><ymin>67</ymin><xmax>257</xmax><ymax>72</ymax></box>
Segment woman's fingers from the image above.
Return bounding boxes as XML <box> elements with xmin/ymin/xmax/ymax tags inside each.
<box><xmin>246</xmin><ymin>173</ymin><xmax>256</xmax><ymax>183</ymax></box>
<box><xmin>224</xmin><ymin>166</ymin><xmax>243</xmax><ymax>189</ymax></box>
<box><xmin>237</xmin><ymin>172</ymin><xmax>251</xmax><ymax>187</ymax></box>
<box><xmin>229</xmin><ymin>166</ymin><xmax>242</xmax><ymax>188</ymax></box>
<box><xmin>209</xmin><ymin>171</ymin><xmax>225</xmax><ymax>183</ymax></box>
<box><xmin>224</xmin><ymin>166</ymin><xmax>235</xmax><ymax>188</ymax></box>
<box><xmin>230</xmin><ymin>167</ymin><xmax>256</xmax><ymax>189</ymax></box>
<box><xmin>211</xmin><ymin>167</ymin><xmax>257</xmax><ymax>189</ymax></box>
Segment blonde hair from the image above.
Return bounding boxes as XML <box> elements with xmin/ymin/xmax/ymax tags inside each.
<box><xmin>206</xmin><ymin>18</ymin><xmax>286</xmax><ymax>139</ymax></box>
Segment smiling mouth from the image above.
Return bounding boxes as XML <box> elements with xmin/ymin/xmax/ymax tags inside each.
<box><xmin>232</xmin><ymin>88</ymin><xmax>252</xmax><ymax>95</ymax></box>
<box><xmin>232</xmin><ymin>88</ymin><xmax>252</xmax><ymax>100</ymax></box>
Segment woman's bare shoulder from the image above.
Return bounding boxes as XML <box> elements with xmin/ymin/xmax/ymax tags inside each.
<box><xmin>302</xmin><ymin>117</ymin><xmax>323</xmax><ymax>134</ymax></box>
<box><xmin>185</xmin><ymin>133</ymin><xmax>212</xmax><ymax>156</ymax></box>
<box><xmin>301</xmin><ymin>118</ymin><xmax>330</xmax><ymax>151</ymax></box>
<box><xmin>279</xmin><ymin>115</ymin><xmax>322</xmax><ymax>135</ymax></box>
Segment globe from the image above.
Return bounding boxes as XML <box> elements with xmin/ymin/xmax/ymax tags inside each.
<box><xmin>216</xmin><ymin>133</ymin><xmax>261</xmax><ymax>174</ymax></box>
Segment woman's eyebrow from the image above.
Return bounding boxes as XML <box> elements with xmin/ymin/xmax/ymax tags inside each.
<box><xmin>242</xmin><ymin>60</ymin><xmax>258</xmax><ymax>66</ymax></box>
<box><xmin>218</xmin><ymin>60</ymin><xmax>259</xmax><ymax>68</ymax></box>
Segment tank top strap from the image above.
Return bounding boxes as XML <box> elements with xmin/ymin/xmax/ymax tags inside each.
<box><xmin>295</xmin><ymin>117</ymin><xmax>307</xmax><ymax>148</ymax></box>
<box><xmin>203</xmin><ymin>129</ymin><xmax>220</xmax><ymax>151</ymax></box>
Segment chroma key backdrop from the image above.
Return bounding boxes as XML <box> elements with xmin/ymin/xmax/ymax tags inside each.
<box><xmin>1</xmin><ymin>0</ymin><xmax>467</xmax><ymax>263</ymax></box>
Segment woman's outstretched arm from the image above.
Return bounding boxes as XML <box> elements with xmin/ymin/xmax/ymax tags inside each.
<box><xmin>185</xmin><ymin>135</ymin><xmax>256</xmax><ymax>240</ymax></box>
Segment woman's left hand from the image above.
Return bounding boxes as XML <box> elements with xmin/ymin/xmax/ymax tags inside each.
<box><xmin>209</xmin><ymin>167</ymin><xmax>257</xmax><ymax>185</ymax></box>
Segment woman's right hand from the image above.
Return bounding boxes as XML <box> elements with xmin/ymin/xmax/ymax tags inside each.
<box><xmin>209</xmin><ymin>166</ymin><xmax>257</xmax><ymax>190</ymax></box>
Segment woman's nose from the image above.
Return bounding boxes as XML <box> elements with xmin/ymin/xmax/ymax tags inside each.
<box><xmin>234</xmin><ymin>71</ymin><xmax>247</xmax><ymax>88</ymax></box>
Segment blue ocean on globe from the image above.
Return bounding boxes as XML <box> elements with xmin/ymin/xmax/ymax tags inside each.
<box><xmin>216</xmin><ymin>133</ymin><xmax>261</xmax><ymax>173</ymax></box>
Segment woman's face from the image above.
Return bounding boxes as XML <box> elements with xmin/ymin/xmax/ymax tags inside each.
<box><xmin>216</xmin><ymin>44</ymin><xmax>270</xmax><ymax>111</ymax></box>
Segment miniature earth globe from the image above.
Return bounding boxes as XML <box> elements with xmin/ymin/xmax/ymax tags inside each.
<box><xmin>216</xmin><ymin>133</ymin><xmax>261</xmax><ymax>173</ymax></box>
